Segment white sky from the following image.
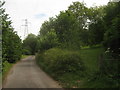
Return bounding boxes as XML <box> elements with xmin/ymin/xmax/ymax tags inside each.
<box><xmin>3</xmin><ymin>0</ymin><xmax>109</xmax><ymax>40</ymax></box>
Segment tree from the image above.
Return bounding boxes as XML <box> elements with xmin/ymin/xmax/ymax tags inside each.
<box><xmin>40</xmin><ymin>17</ymin><xmax>56</xmax><ymax>37</ymax></box>
<box><xmin>22</xmin><ymin>34</ymin><xmax>38</xmax><ymax>55</ymax></box>
<box><xmin>85</xmin><ymin>6</ymin><xmax>106</xmax><ymax>46</ymax></box>
<box><xmin>103</xmin><ymin>2</ymin><xmax>120</xmax><ymax>56</ymax></box>
<box><xmin>88</xmin><ymin>20</ymin><xmax>105</xmax><ymax>45</ymax></box>
<box><xmin>54</xmin><ymin>11</ymin><xmax>81</xmax><ymax>48</ymax></box>
<box><xmin>38</xmin><ymin>29</ymin><xmax>59</xmax><ymax>51</ymax></box>
<box><xmin>1</xmin><ymin>1</ymin><xmax>22</xmax><ymax>63</ymax></box>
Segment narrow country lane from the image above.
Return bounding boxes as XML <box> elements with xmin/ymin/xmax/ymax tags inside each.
<box><xmin>3</xmin><ymin>56</ymin><xmax>61</xmax><ymax>88</ymax></box>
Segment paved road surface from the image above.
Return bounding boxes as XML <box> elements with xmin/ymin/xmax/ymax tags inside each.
<box><xmin>3</xmin><ymin>56</ymin><xmax>61</xmax><ymax>88</ymax></box>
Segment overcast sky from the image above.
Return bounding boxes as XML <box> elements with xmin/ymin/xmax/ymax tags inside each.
<box><xmin>3</xmin><ymin>0</ymin><xmax>109</xmax><ymax>40</ymax></box>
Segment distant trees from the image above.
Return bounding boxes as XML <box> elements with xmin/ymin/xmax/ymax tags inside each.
<box><xmin>1</xmin><ymin>1</ymin><xmax>22</xmax><ymax>63</ymax></box>
<box><xmin>22</xmin><ymin>34</ymin><xmax>38</xmax><ymax>55</ymax></box>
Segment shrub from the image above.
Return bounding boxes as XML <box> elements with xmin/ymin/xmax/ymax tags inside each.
<box><xmin>36</xmin><ymin>48</ymin><xmax>85</xmax><ymax>76</ymax></box>
<box><xmin>2</xmin><ymin>61</ymin><xmax>13</xmax><ymax>78</ymax></box>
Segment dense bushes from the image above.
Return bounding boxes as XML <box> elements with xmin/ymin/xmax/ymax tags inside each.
<box><xmin>36</xmin><ymin>48</ymin><xmax>85</xmax><ymax>77</ymax></box>
<box><xmin>103</xmin><ymin>2</ymin><xmax>120</xmax><ymax>57</ymax></box>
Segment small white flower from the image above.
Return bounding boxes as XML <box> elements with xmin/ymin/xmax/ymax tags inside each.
<box><xmin>107</xmin><ymin>48</ymin><xmax>110</xmax><ymax>50</ymax></box>
<box><xmin>105</xmin><ymin>50</ymin><xmax>109</xmax><ymax>53</ymax></box>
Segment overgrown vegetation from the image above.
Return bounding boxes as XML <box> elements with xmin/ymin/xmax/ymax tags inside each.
<box><xmin>1</xmin><ymin>0</ymin><xmax>119</xmax><ymax>88</ymax></box>
<box><xmin>36</xmin><ymin>1</ymin><xmax>120</xmax><ymax>88</ymax></box>
<box><xmin>2</xmin><ymin>61</ymin><xmax>13</xmax><ymax>81</ymax></box>
<box><xmin>36</xmin><ymin>48</ymin><xmax>85</xmax><ymax>77</ymax></box>
<box><xmin>36</xmin><ymin>48</ymin><xmax>85</xmax><ymax>88</ymax></box>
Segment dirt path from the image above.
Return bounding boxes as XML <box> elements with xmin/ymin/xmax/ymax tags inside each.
<box><xmin>3</xmin><ymin>56</ymin><xmax>61</xmax><ymax>88</ymax></box>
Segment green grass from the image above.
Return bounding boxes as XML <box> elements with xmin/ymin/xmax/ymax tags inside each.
<box><xmin>79</xmin><ymin>47</ymin><xmax>119</xmax><ymax>88</ymax></box>
<box><xmin>21</xmin><ymin>55</ymin><xmax>29</xmax><ymax>59</ymax></box>
<box><xmin>2</xmin><ymin>55</ymin><xmax>29</xmax><ymax>81</ymax></box>
<box><xmin>0</xmin><ymin>73</ymin><xmax>2</xmax><ymax>86</ymax></box>
<box><xmin>2</xmin><ymin>61</ymin><xmax>14</xmax><ymax>81</ymax></box>
<box><xmin>58</xmin><ymin>47</ymin><xmax>104</xmax><ymax>88</ymax></box>
<box><xmin>80</xmin><ymin>47</ymin><xmax>104</xmax><ymax>73</ymax></box>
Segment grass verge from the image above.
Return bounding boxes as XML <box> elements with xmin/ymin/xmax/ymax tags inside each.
<box><xmin>2</xmin><ymin>55</ymin><xmax>29</xmax><ymax>81</ymax></box>
<box><xmin>2</xmin><ymin>61</ymin><xmax>14</xmax><ymax>81</ymax></box>
<box><xmin>21</xmin><ymin>55</ymin><xmax>29</xmax><ymax>59</ymax></box>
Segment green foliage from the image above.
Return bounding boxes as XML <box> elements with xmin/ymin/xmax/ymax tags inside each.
<box><xmin>84</xmin><ymin>72</ymin><xmax>119</xmax><ymax>88</ymax></box>
<box><xmin>21</xmin><ymin>55</ymin><xmax>29</xmax><ymax>59</ymax></box>
<box><xmin>103</xmin><ymin>2</ymin><xmax>120</xmax><ymax>56</ymax></box>
<box><xmin>36</xmin><ymin>48</ymin><xmax>85</xmax><ymax>77</ymax></box>
<box><xmin>36</xmin><ymin>1</ymin><xmax>120</xmax><ymax>88</ymax></box>
<box><xmin>80</xmin><ymin>47</ymin><xmax>119</xmax><ymax>88</ymax></box>
<box><xmin>88</xmin><ymin>20</ymin><xmax>105</xmax><ymax>45</ymax></box>
<box><xmin>40</xmin><ymin>17</ymin><xmax>56</xmax><ymax>37</ymax></box>
<box><xmin>99</xmin><ymin>52</ymin><xmax>119</xmax><ymax>80</ymax></box>
<box><xmin>38</xmin><ymin>29</ymin><xmax>59</xmax><ymax>51</ymax></box>
<box><xmin>68</xmin><ymin>2</ymin><xmax>88</xmax><ymax>29</ymax></box>
<box><xmin>38</xmin><ymin>2</ymin><xmax>91</xmax><ymax>49</ymax></box>
<box><xmin>36</xmin><ymin>47</ymin><xmax>119</xmax><ymax>88</ymax></box>
<box><xmin>22</xmin><ymin>33</ymin><xmax>38</xmax><ymax>55</ymax></box>
<box><xmin>1</xmin><ymin>1</ymin><xmax>22</xmax><ymax>63</ymax></box>
<box><xmin>38</xmin><ymin>1</ymin><xmax>108</xmax><ymax>50</ymax></box>
<box><xmin>55</xmin><ymin>11</ymin><xmax>81</xmax><ymax>49</ymax></box>
<box><xmin>2</xmin><ymin>61</ymin><xmax>13</xmax><ymax>80</ymax></box>
<box><xmin>80</xmin><ymin>46</ymin><xmax>104</xmax><ymax>73</ymax></box>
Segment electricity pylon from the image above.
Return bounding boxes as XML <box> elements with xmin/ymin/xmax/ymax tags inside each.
<box><xmin>21</xmin><ymin>19</ymin><xmax>30</xmax><ymax>39</ymax></box>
